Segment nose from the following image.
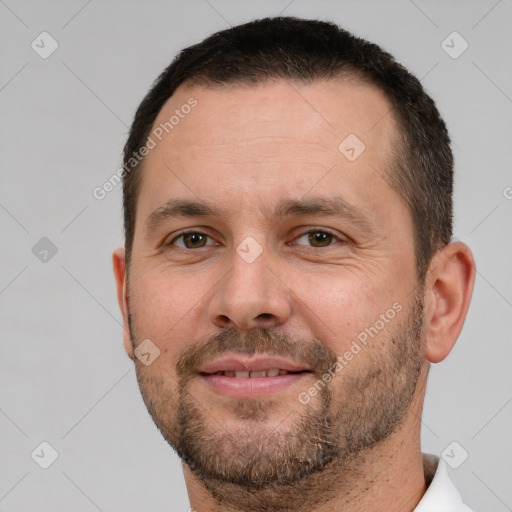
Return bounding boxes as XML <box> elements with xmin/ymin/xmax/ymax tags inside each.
<box><xmin>207</xmin><ymin>243</ymin><xmax>292</xmax><ymax>331</ymax></box>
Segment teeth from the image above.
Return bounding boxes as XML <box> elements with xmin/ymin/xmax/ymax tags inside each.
<box><xmin>218</xmin><ymin>368</ymin><xmax>289</xmax><ymax>377</ymax></box>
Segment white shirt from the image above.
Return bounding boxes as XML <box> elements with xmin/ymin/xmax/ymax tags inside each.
<box><xmin>415</xmin><ymin>454</ymin><xmax>474</xmax><ymax>511</ymax></box>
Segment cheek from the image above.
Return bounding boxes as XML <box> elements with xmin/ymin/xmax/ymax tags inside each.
<box><xmin>293</xmin><ymin>269</ymin><xmax>395</xmax><ymax>356</ymax></box>
<box><xmin>129</xmin><ymin>269</ymin><xmax>204</xmax><ymax>348</ymax></box>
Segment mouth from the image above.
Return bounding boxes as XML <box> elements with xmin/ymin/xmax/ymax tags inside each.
<box><xmin>197</xmin><ymin>355</ymin><xmax>313</xmax><ymax>398</ymax></box>
<box><xmin>201</xmin><ymin>368</ymin><xmax>304</xmax><ymax>378</ymax></box>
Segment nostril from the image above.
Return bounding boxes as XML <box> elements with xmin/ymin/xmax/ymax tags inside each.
<box><xmin>257</xmin><ymin>313</ymin><xmax>274</xmax><ymax>320</ymax></box>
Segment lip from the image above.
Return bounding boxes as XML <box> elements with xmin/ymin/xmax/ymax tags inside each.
<box><xmin>197</xmin><ymin>354</ymin><xmax>312</xmax><ymax>398</ymax></box>
<box><xmin>198</xmin><ymin>355</ymin><xmax>311</xmax><ymax>374</ymax></box>
<box><xmin>199</xmin><ymin>372</ymin><xmax>310</xmax><ymax>398</ymax></box>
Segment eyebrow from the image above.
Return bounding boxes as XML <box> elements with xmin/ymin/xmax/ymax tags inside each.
<box><xmin>144</xmin><ymin>197</ymin><xmax>377</xmax><ymax>236</ymax></box>
<box><xmin>145</xmin><ymin>199</ymin><xmax>218</xmax><ymax>235</ymax></box>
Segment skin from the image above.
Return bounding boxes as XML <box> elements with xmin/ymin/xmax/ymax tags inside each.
<box><xmin>113</xmin><ymin>78</ymin><xmax>475</xmax><ymax>511</ymax></box>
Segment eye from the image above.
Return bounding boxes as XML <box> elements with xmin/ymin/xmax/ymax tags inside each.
<box><xmin>167</xmin><ymin>231</ymin><xmax>216</xmax><ymax>249</ymax></box>
<box><xmin>294</xmin><ymin>229</ymin><xmax>341</xmax><ymax>248</ymax></box>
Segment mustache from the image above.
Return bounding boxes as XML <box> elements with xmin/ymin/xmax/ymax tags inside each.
<box><xmin>176</xmin><ymin>327</ymin><xmax>338</xmax><ymax>384</ymax></box>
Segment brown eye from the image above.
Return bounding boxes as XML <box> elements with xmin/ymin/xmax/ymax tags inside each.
<box><xmin>295</xmin><ymin>230</ymin><xmax>338</xmax><ymax>248</ymax></box>
<box><xmin>183</xmin><ymin>233</ymin><xmax>207</xmax><ymax>248</ymax></box>
<box><xmin>308</xmin><ymin>231</ymin><xmax>333</xmax><ymax>247</ymax></box>
<box><xmin>170</xmin><ymin>232</ymin><xmax>213</xmax><ymax>249</ymax></box>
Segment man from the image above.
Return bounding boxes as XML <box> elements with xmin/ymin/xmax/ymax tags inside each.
<box><xmin>113</xmin><ymin>17</ymin><xmax>476</xmax><ymax>511</ymax></box>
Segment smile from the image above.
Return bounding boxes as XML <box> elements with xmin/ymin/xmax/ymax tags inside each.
<box><xmin>202</xmin><ymin>369</ymin><xmax>302</xmax><ymax>378</ymax></box>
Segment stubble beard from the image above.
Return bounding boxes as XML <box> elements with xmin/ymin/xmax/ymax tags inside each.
<box><xmin>131</xmin><ymin>289</ymin><xmax>425</xmax><ymax>511</ymax></box>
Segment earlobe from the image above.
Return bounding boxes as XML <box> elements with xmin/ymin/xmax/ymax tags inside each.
<box><xmin>112</xmin><ymin>248</ymin><xmax>134</xmax><ymax>360</ymax></box>
<box><xmin>423</xmin><ymin>241</ymin><xmax>476</xmax><ymax>363</ymax></box>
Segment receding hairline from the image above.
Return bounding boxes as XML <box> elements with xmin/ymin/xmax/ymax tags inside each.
<box><xmin>155</xmin><ymin>68</ymin><xmax>390</xmax><ymax>119</ymax></box>
<box><xmin>138</xmin><ymin>71</ymin><xmax>402</xmax><ymax>176</ymax></box>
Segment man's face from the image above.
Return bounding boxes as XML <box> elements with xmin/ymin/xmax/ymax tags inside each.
<box><xmin>123</xmin><ymin>79</ymin><xmax>425</xmax><ymax>491</ymax></box>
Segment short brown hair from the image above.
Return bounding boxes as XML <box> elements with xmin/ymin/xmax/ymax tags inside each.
<box><xmin>123</xmin><ymin>17</ymin><xmax>453</xmax><ymax>281</ymax></box>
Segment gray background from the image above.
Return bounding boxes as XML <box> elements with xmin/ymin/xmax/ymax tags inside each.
<box><xmin>1</xmin><ymin>0</ymin><xmax>511</xmax><ymax>510</ymax></box>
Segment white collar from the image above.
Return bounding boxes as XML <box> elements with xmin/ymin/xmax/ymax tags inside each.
<box><xmin>414</xmin><ymin>454</ymin><xmax>473</xmax><ymax>511</ymax></box>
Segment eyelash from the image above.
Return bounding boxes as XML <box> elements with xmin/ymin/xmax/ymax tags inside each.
<box><xmin>165</xmin><ymin>228</ymin><xmax>344</xmax><ymax>249</ymax></box>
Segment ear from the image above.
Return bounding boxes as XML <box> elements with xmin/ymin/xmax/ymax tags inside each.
<box><xmin>423</xmin><ymin>241</ymin><xmax>476</xmax><ymax>363</ymax></box>
<box><xmin>113</xmin><ymin>247</ymin><xmax>134</xmax><ymax>360</ymax></box>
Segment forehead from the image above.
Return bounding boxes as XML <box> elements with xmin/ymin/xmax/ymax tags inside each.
<box><xmin>151</xmin><ymin>78</ymin><xmax>395</xmax><ymax>156</ymax></box>
<box><xmin>136</xmin><ymin>78</ymin><xmax>404</xmax><ymax>230</ymax></box>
